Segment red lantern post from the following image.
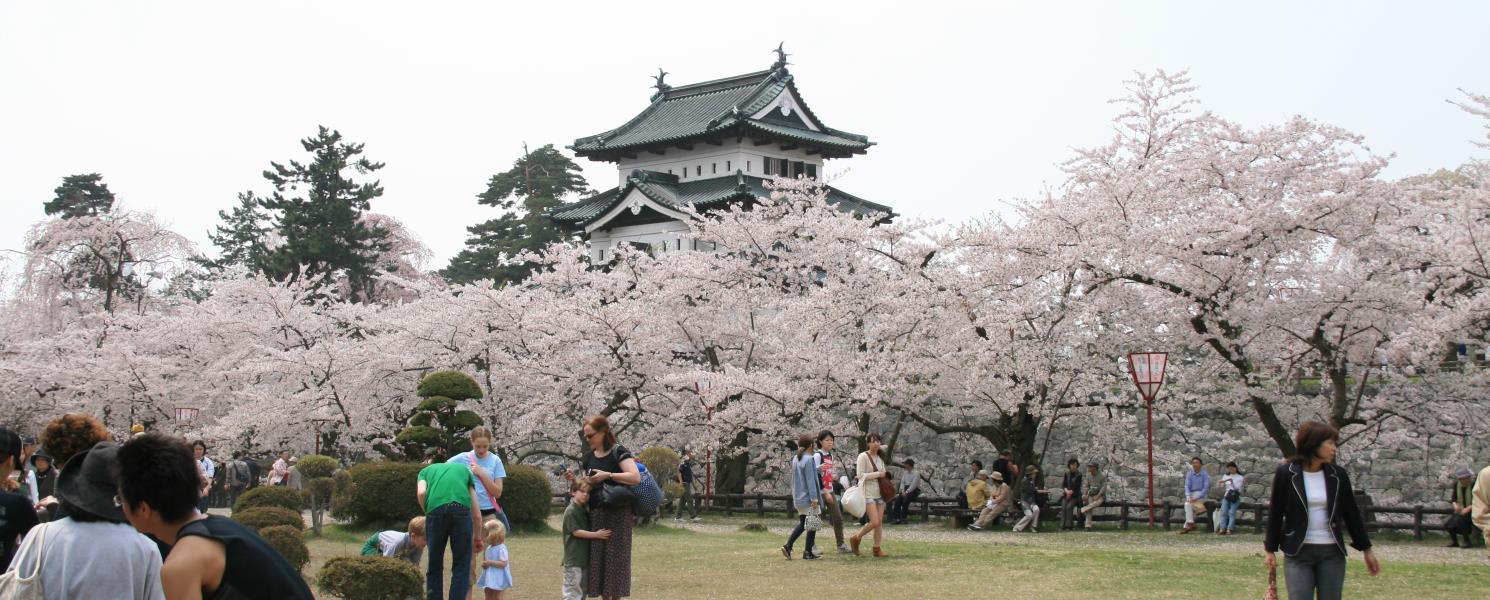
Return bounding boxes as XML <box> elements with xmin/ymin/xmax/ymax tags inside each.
<box><xmin>1126</xmin><ymin>352</ymin><xmax>1168</xmax><ymax>528</ymax></box>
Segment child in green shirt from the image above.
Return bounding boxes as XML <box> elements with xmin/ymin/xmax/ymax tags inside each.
<box><xmin>561</xmin><ymin>478</ymin><xmax>611</xmax><ymax>600</ymax></box>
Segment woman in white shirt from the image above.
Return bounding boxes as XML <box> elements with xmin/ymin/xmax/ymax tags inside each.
<box><xmin>1216</xmin><ymin>462</ymin><xmax>1244</xmax><ymax>535</ymax></box>
<box><xmin>848</xmin><ymin>433</ymin><xmax>890</xmax><ymax>558</ymax></box>
<box><xmin>1263</xmin><ymin>421</ymin><xmax>1379</xmax><ymax>600</ymax></box>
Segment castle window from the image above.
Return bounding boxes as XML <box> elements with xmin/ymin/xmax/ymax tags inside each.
<box><xmin>696</xmin><ymin>165</ymin><xmax>702</xmax><ymax>176</ymax></box>
<box><xmin>747</xmin><ymin>160</ymin><xmax>752</xmax><ymax>173</ymax></box>
<box><xmin>806</xmin><ymin>164</ymin><xmax>817</xmax><ymax>179</ymax></box>
<box><xmin>780</xmin><ymin>158</ymin><xmax>790</xmax><ymax>176</ymax></box>
<box><xmin>726</xmin><ymin>160</ymin><xmax>732</xmax><ymax>171</ymax></box>
<box><xmin>792</xmin><ymin>161</ymin><xmax>804</xmax><ymax>177</ymax></box>
<box><xmin>712</xmin><ymin>163</ymin><xmax>717</xmax><ymax>174</ymax></box>
<box><xmin>763</xmin><ymin>159</ymin><xmax>772</xmax><ymax>176</ymax></box>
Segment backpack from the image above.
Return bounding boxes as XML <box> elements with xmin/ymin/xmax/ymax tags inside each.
<box><xmin>632</xmin><ymin>462</ymin><xmax>664</xmax><ymax>517</ymax></box>
<box><xmin>227</xmin><ymin>460</ymin><xmax>251</xmax><ymax>488</ymax></box>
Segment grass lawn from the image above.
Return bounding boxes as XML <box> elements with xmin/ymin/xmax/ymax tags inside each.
<box><xmin>303</xmin><ymin>518</ymin><xmax>1485</xmax><ymax>599</ymax></box>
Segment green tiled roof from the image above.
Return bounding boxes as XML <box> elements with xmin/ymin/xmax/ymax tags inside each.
<box><xmin>550</xmin><ymin>170</ymin><xmax>893</xmax><ymax>230</ymax></box>
<box><xmin>570</xmin><ymin>67</ymin><xmax>872</xmax><ymax>160</ymax></box>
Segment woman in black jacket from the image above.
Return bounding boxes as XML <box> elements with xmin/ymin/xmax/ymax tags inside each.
<box><xmin>1263</xmin><ymin>421</ymin><xmax>1381</xmax><ymax>600</ymax></box>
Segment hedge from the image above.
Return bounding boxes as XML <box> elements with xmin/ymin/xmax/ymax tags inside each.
<box><xmin>316</xmin><ymin>556</ymin><xmax>423</xmax><ymax>600</ymax></box>
<box><xmin>233</xmin><ymin>485</ymin><xmax>304</xmax><ymax>514</ymax></box>
<box><xmin>259</xmin><ymin>525</ymin><xmax>309</xmax><ymax>573</ymax></box>
<box><xmin>232</xmin><ymin>506</ymin><xmax>305</xmax><ymax>533</ymax></box>
<box><xmin>334</xmin><ymin>461</ymin><xmax>424</xmax><ymax>528</ymax></box>
<box><xmin>501</xmin><ymin>464</ymin><xmax>552</xmax><ymax>526</ymax></box>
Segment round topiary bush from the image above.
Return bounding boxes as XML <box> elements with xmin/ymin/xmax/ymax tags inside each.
<box><xmin>297</xmin><ymin>454</ymin><xmax>338</xmax><ymax>479</ymax></box>
<box><xmin>316</xmin><ymin>556</ymin><xmax>423</xmax><ymax>600</ymax></box>
<box><xmin>259</xmin><ymin>525</ymin><xmax>309</xmax><ymax>573</ymax></box>
<box><xmin>334</xmin><ymin>461</ymin><xmax>423</xmax><ymax>528</ymax></box>
<box><xmin>501</xmin><ymin>464</ymin><xmax>553</xmax><ymax>527</ymax></box>
<box><xmin>233</xmin><ymin>506</ymin><xmax>305</xmax><ymax>533</ymax></box>
<box><xmin>233</xmin><ymin>485</ymin><xmax>304</xmax><ymax>514</ymax></box>
<box><xmin>415</xmin><ymin>370</ymin><xmax>482</xmax><ymax>400</ymax></box>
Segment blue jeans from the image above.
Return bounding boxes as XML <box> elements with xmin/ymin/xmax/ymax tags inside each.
<box><xmin>1218</xmin><ymin>497</ymin><xmax>1241</xmax><ymax>531</ymax></box>
<box><xmin>426</xmin><ymin>502</ymin><xmax>474</xmax><ymax>600</ymax></box>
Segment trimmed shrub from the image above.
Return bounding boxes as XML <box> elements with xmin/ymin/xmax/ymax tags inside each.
<box><xmin>415</xmin><ymin>370</ymin><xmax>482</xmax><ymax>400</ymax></box>
<box><xmin>330</xmin><ymin>469</ymin><xmax>354</xmax><ymax>515</ymax></box>
<box><xmin>316</xmin><ymin>556</ymin><xmax>422</xmax><ymax>600</ymax></box>
<box><xmin>233</xmin><ymin>506</ymin><xmax>305</xmax><ymax>533</ymax></box>
<box><xmin>297</xmin><ymin>454</ymin><xmax>339</xmax><ymax>535</ymax></box>
<box><xmin>501</xmin><ymin>464</ymin><xmax>553</xmax><ymax>527</ymax></box>
<box><xmin>233</xmin><ymin>485</ymin><xmax>304</xmax><ymax>514</ymax></box>
<box><xmin>394</xmin><ymin>370</ymin><xmax>485</xmax><ymax>460</ymax></box>
<box><xmin>636</xmin><ymin>446</ymin><xmax>681</xmax><ymax>492</ymax></box>
<box><xmin>259</xmin><ymin>525</ymin><xmax>309</xmax><ymax>573</ymax></box>
<box><xmin>335</xmin><ymin>461</ymin><xmax>423</xmax><ymax>528</ymax></box>
<box><xmin>297</xmin><ymin>455</ymin><xmax>338</xmax><ymax>479</ymax></box>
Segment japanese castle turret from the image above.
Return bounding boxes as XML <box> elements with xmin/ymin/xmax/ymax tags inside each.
<box><xmin>553</xmin><ymin>48</ymin><xmax>891</xmax><ymax>260</ymax></box>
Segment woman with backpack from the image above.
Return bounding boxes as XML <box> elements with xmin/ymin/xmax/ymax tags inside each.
<box><xmin>1217</xmin><ymin>462</ymin><xmax>1244</xmax><ymax>535</ymax></box>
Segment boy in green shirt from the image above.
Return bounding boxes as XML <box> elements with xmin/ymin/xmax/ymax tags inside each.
<box><xmin>561</xmin><ymin>478</ymin><xmax>610</xmax><ymax>600</ymax></box>
<box><xmin>416</xmin><ymin>461</ymin><xmax>482</xmax><ymax>600</ymax></box>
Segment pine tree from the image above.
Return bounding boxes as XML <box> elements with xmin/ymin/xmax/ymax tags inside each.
<box><xmin>255</xmin><ymin>126</ymin><xmax>391</xmax><ymax>302</ymax></box>
<box><xmin>205</xmin><ymin>191</ymin><xmax>270</xmax><ymax>272</ymax></box>
<box><xmin>442</xmin><ymin>144</ymin><xmax>590</xmax><ymax>286</ymax></box>
<box><xmin>45</xmin><ymin>173</ymin><xmax>116</xmax><ymax>219</ymax></box>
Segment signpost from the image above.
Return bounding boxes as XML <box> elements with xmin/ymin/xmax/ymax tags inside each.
<box><xmin>1126</xmin><ymin>352</ymin><xmax>1168</xmax><ymax>527</ymax></box>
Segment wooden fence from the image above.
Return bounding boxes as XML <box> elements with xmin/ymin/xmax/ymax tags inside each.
<box><xmin>554</xmin><ymin>492</ymin><xmax>1461</xmax><ymax>541</ymax></box>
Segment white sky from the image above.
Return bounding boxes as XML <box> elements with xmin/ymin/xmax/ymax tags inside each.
<box><xmin>3</xmin><ymin>1</ymin><xmax>1488</xmax><ymax>266</ymax></box>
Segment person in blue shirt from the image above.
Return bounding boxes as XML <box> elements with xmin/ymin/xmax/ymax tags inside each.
<box><xmin>448</xmin><ymin>426</ymin><xmax>510</xmax><ymax>534</ymax></box>
<box><xmin>1181</xmin><ymin>456</ymin><xmax>1211</xmax><ymax>534</ymax></box>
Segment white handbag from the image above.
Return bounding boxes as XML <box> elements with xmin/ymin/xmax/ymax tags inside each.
<box><xmin>0</xmin><ymin>522</ymin><xmax>51</xmax><ymax>599</ymax></box>
<box><xmin>841</xmin><ymin>485</ymin><xmax>866</xmax><ymax>519</ymax></box>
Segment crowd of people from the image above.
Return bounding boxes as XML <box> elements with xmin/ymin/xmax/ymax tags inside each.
<box><xmin>0</xmin><ymin>414</ymin><xmax>311</xmax><ymax>599</ymax></box>
<box><xmin>5</xmin><ymin>412</ymin><xmax>1486</xmax><ymax>600</ymax></box>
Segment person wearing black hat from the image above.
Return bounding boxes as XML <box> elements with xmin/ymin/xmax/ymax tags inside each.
<box><xmin>0</xmin><ymin>428</ymin><xmax>40</xmax><ymax>571</ymax></box>
<box><xmin>117</xmin><ymin>433</ymin><xmax>311</xmax><ymax>600</ymax></box>
<box><xmin>6</xmin><ymin>440</ymin><xmax>166</xmax><ymax>600</ymax></box>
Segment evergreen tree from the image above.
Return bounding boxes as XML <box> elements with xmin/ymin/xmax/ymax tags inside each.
<box><xmin>442</xmin><ymin>144</ymin><xmax>590</xmax><ymax>285</ymax></box>
<box><xmin>255</xmin><ymin>126</ymin><xmax>391</xmax><ymax>302</ymax></box>
<box><xmin>45</xmin><ymin>173</ymin><xmax>116</xmax><ymax>219</ymax></box>
<box><xmin>205</xmin><ymin>191</ymin><xmax>270</xmax><ymax>272</ymax></box>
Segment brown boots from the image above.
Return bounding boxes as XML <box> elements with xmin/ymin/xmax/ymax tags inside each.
<box><xmin>847</xmin><ymin>534</ymin><xmax>888</xmax><ymax>558</ymax></box>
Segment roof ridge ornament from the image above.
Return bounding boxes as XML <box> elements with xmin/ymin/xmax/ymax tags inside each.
<box><xmin>651</xmin><ymin>68</ymin><xmax>672</xmax><ymax>101</ymax></box>
<box><xmin>771</xmin><ymin>42</ymin><xmax>790</xmax><ymax>71</ymax></box>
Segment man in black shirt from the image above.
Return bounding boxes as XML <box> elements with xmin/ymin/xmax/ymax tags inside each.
<box><xmin>0</xmin><ymin>428</ymin><xmax>39</xmax><ymax>569</ymax></box>
<box><xmin>674</xmin><ymin>449</ymin><xmax>699</xmax><ymax>521</ymax></box>
<box><xmin>116</xmin><ymin>433</ymin><xmax>312</xmax><ymax>599</ymax></box>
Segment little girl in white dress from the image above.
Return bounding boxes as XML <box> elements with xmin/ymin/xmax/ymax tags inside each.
<box><xmin>477</xmin><ymin>518</ymin><xmax>512</xmax><ymax>599</ymax></box>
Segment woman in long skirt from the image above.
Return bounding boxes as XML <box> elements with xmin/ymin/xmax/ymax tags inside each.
<box><xmin>581</xmin><ymin>415</ymin><xmax>640</xmax><ymax>600</ymax></box>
